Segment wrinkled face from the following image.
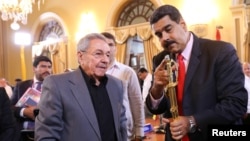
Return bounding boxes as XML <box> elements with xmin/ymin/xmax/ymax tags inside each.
<box><xmin>105</xmin><ymin>38</ymin><xmax>116</xmax><ymax>64</ymax></box>
<box><xmin>33</xmin><ymin>61</ymin><xmax>52</xmax><ymax>81</ymax></box>
<box><xmin>78</xmin><ymin>39</ymin><xmax>110</xmax><ymax>79</ymax></box>
<box><xmin>152</xmin><ymin>15</ymin><xmax>189</xmax><ymax>53</ymax></box>
<box><xmin>243</xmin><ymin>63</ymin><xmax>250</xmax><ymax>77</ymax></box>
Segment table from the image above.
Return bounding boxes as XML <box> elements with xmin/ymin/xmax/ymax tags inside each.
<box><xmin>143</xmin><ymin>117</ymin><xmax>165</xmax><ymax>141</ymax></box>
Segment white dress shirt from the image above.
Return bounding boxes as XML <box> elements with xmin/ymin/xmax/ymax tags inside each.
<box><xmin>4</xmin><ymin>85</ymin><xmax>13</xmax><ymax>99</ymax></box>
<box><xmin>106</xmin><ymin>60</ymin><xmax>145</xmax><ymax>140</ymax></box>
<box><xmin>142</xmin><ymin>73</ymin><xmax>152</xmax><ymax>102</ymax></box>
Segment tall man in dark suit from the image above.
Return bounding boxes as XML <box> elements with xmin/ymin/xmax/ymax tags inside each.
<box><xmin>0</xmin><ymin>87</ymin><xmax>17</xmax><ymax>141</ymax></box>
<box><xmin>145</xmin><ymin>5</ymin><xmax>248</xmax><ymax>141</ymax></box>
<box><xmin>35</xmin><ymin>33</ymin><xmax>127</xmax><ymax>141</ymax></box>
<box><xmin>11</xmin><ymin>55</ymin><xmax>52</xmax><ymax>140</ymax></box>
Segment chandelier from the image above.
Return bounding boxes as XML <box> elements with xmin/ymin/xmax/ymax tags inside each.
<box><xmin>0</xmin><ymin>0</ymin><xmax>44</xmax><ymax>30</ymax></box>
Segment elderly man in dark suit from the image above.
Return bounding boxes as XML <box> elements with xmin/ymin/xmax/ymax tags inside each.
<box><xmin>0</xmin><ymin>87</ymin><xmax>17</xmax><ymax>141</ymax></box>
<box><xmin>11</xmin><ymin>55</ymin><xmax>52</xmax><ymax>140</ymax></box>
<box><xmin>146</xmin><ymin>4</ymin><xmax>247</xmax><ymax>141</ymax></box>
<box><xmin>35</xmin><ymin>33</ymin><xmax>127</xmax><ymax>141</ymax></box>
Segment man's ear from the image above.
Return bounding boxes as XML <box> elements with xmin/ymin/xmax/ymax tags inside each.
<box><xmin>32</xmin><ymin>66</ymin><xmax>36</xmax><ymax>73</ymax></box>
<box><xmin>77</xmin><ymin>52</ymin><xmax>82</xmax><ymax>60</ymax></box>
<box><xmin>179</xmin><ymin>18</ymin><xmax>188</xmax><ymax>31</ymax></box>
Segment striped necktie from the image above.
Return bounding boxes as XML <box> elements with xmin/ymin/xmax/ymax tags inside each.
<box><xmin>36</xmin><ymin>82</ymin><xmax>42</xmax><ymax>91</ymax></box>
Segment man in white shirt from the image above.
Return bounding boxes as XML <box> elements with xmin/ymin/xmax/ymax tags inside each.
<box><xmin>137</xmin><ymin>68</ymin><xmax>152</xmax><ymax>102</ymax></box>
<box><xmin>242</xmin><ymin>62</ymin><xmax>250</xmax><ymax>124</ymax></box>
<box><xmin>137</xmin><ymin>68</ymin><xmax>153</xmax><ymax>118</ymax></box>
<box><xmin>102</xmin><ymin>32</ymin><xmax>145</xmax><ymax>141</ymax></box>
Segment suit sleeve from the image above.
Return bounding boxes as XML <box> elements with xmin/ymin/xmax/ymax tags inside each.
<box><xmin>194</xmin><ymin>43</ymin><xmax>248</xmax><ymax>128</ymax></box>
<box><xmin>35</xmin><ymin>76</ymin><xmax>62</xmax><ymax>141</ymax></box>
<box><xmin>145</xmin><ymin>52</ymin><xmax>172</xmax><ymax>116</ymax></box>
<box><xmin>117</xmin><ymin>80</ymin><xmax>128</xmax><ymax>141</ymax></box>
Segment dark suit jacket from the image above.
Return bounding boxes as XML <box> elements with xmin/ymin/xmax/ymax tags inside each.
<box><xmin>35</xmin><ymin>68</ymin><xmax>127</xmax><ymax>141</ymax></box>
<box><xmin>146</xmin><ymin>33</ymin><xmax>248</xmax><ymax>141</ymax></box>
<box><xmin>11</xmin><ymin>80</ymin><xmax>34</xmax><ymax>132</ymax></box>
<box><xmin>0</xmin><ymin>88</ymin><xmax>17</xmax><ymax>141</ymax></box>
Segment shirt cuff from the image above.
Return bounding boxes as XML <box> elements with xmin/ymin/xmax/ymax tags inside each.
<box><xmin>135</xmin><ymin>127</ymin><xmax>145</xmax><ymax>138</ymax></box>
<box><xmin>150</xmin><ymin>92</ymin><xmax>164</xmax><ymax>109</ymax></box>
<box><xmin>20</xmin><ymin>108</ymin><xmax>26</xmax><ymax>117</ymax></box>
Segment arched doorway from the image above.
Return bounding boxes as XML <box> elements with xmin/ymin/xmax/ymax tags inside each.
<box><xmin>31</xmin><ymin>12</ymin><xmax>68</xmax><ymax>74</ymax></box>
<box><xmin>105</xmin><ymin>0</ymin><xmax>164</xmax><ymax>73</ymax></box>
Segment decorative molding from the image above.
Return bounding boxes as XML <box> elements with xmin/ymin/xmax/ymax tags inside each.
<box><xmin>189</xmin><ymin>24</ymin><xmax>208</xmax><ymax>37</ymax></box>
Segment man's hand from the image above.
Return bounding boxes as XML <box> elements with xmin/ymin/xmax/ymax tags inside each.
<box><xmin>150</xmin><ymin>58</ymin><xmax>169</xmax><ymax>99</ymax></box>
<box><xmin>162</xmin><ymin>116</ymin><xmax>190</xmax><ymax>140</ymax></box>
<box><xmin>23</xmin><ymin>105</ymin><xmax>37</xmax><ymax>120</ymax></box>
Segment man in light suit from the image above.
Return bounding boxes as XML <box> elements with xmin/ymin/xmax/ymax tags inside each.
<box><xmin>146</xmin><ymin>5</ymin><xmax>248</xmax><ymax>141</ymax></box>
<box><xmin>35</xmin><ymin>33</ymin><xmax>127</xmax><ymax>141</ymax></box>
<box><xmin>102</xmin><ymin>32</ymin><xmax>145</xmax><ymax>141</ymax></box>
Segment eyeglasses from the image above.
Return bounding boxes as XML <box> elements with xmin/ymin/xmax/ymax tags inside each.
<box><xmin>80</xmin><ymin>50</ymin><xmax>110</xmax><ymax>59</ymax></box>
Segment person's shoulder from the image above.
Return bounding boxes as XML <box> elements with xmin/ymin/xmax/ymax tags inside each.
<box><xmin>17</xmin><ymin>79</ymin><xmax>33</xmax><ymax>86</ymax></box>
<box><xmin>147</xmin><ymin>73</ymin><xmax>153</xmax><ymax>78</ymax></box>
<box><xmin>106</xmin><ymin>74</ymin><xmax>123</xmax><ymax>83</ymax></box>
<box><xmin>116</xmin><ymin>62</ymin><xmax>135</xmax><ymax>72</ymax></box>
<box><xmin>199</xmin><ymin>38</ymin><xmax>233</xmax><ymax>48</ymax></box>
<box><xmin>20</xmin><ymin>79</ymin><xmax>32</xmax><ymax>83</ymax></box>
<box><xmin>45</xmin><ymin>70</ymin><xmax>77</xmax><ymax>81</ymax></box>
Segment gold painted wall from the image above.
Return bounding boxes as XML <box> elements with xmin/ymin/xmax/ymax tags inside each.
<box><xmin>0</xmin><ymin>0</ymin><xmax>236</xmax><ymax>85</ymax></box>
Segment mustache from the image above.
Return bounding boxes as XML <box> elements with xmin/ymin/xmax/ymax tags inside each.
<box><xmin>43</xmin><ymin>72</ymin><xmax>51</xmax><ymax>75</ymax></box>
<box><xmin>163</xmin><ymin>40</ymin><xmax>176</xmax><ymax>49</ymax></box>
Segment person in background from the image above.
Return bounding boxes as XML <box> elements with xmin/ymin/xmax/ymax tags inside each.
<box><xmin>0</xmin><ymin>87</ymin><xmax>17</xmax><ymax>141</ymax></box>
<box><xmin>11</xmin><ymin>55</ymin><xmax>52</xmax><ymax>141</ymax></box>
<box><xmin>137</xmin><ymin>67</ymin><xmax>153</xmax><ymax>118</ymax></box>
<box><xmin>101</xmin><ymin>32</ymin><xmax>145</xmax><ymax>141</ymax></box>
<box><xmin>146</xmin><ymin>4</ymin><xmax>247</xmax><ymax>141</ymax></box>
<box><xmin>0</xmin><ymin>78</ymin><xmax>13</xmax><ymax>99</ymax></box>
<box><xmin>35</xmin><ymin>33</ymin><xmax>127</xmax><ymax>141</ymax></box>
<box><xmin>242</xmin><ymin>62</ymin><xmax>250</xmax><ymax>124</ymax></box>
<box><xmin>137</xmin><ymin>68</ymin><xmax>152</xmax><ymax>103</ymax></box>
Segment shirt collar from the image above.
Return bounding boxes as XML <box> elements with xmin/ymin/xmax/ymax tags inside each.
<box><xmin>33</xmin><ymin>76</ymin><xmax>41</xmax><ymax>84</ymax></box>
<box><xmin>108</xmin><ymin>60</ymin><xmax>120</xmax><ymax>70</ymax></box>
<box><xmin>181</xmin><ymin>32</ymin><xmax>193</xmax><ymax>61</ymax></box>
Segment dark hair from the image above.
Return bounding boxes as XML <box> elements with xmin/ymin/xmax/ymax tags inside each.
<box><xmin>150</xmin><ymin>5</ymin><xmax>182</xmax><ymax>25</ymax></box>
<box><xmin>101</xmin><ymin>32</ymin><xmax>116</xmax><ymax>43</ymax></box>
<box><xmin>33</xmin><ymin>56</ymin><xmax>52</xmax><ymax>67</ymax></box>
<box><xmin>138</xmin><ymin>67</ymin><xmax>148</xmax><ymax>73</ymax></box>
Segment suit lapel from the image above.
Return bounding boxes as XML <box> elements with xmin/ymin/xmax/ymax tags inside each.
<box><xmin>184</xmin><ymin>35</ymin><xmax>201</xmax><ymax>94</ymax></box>
<box><xmin>68</xmin><ymin>69</ymin><xmax>101</xmax><ymax>140</ymax></box>
<box><xmin>106</xmin><ymin>76</ymin><xmax>120</xmax><ymax>134</ymax></box>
